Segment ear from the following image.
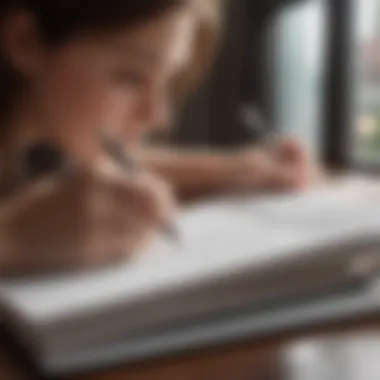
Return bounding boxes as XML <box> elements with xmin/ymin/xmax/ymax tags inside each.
<box><xmin>1</xmin><ymin>10</ymin><xmax>45</xmax><ymax>76</ymax></box>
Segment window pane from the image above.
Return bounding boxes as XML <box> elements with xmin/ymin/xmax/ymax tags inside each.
<box><xmin>354</xmin><ymin>0</ymin><xmax>380</xmax><ymax>162</ymax></box>
<box><xmin>274</xmin><ymin>0</ymin><xmax>327</xmax><ymax>160</ymax></box>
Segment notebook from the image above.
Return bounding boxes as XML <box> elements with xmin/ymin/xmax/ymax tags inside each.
<box><xmin>2</xmin><ymin>176</ymin><xmax>380</xmax><ymax>375</ymax></box>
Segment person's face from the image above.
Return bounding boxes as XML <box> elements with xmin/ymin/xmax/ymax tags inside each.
<box><xmin>8</xmin><ymin>9</ymin><xmax>195</xmax><ymax>147</ymax></box>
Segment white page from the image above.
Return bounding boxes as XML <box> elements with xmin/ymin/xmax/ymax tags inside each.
<box><xmin>1</xmin><ymin>177</ymin><xmax>380</xmax><ymax>324</ymax></box>
<box><xmin>241</xmin><ymin>177</ymin><xmax>380</xmax><ymax>233</ymax></box>
<box><xmin>0</xmin><ymin>205</ymin><xmax>308</xmax><ymax>322</ymax></box>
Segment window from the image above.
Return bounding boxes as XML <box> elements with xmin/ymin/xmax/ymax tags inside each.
<box><xmin>274</xmin><ymin>0</ymin><xmax>327</xmax><ymax>160</ymax></box>
<box><xmin>354</xmin><ymin>0</ymin><xmax>380</xmax><ymax>163</ymax></box>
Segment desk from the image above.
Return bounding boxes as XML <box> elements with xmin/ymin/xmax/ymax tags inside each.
<box><xmin>2</xmin><ymin>315</ymin><xmax>380</xmax><ymax>380</ymax></box>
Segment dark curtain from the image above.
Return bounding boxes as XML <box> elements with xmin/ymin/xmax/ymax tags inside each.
<box><xmin>171</xmin><ymin>0</ymin><xmax>306</xmax><ymax>148</ymax></box>
<box><xmin>172</xmin><ymin>0</ymin><xmax>246</xmax><ymax>147</ymax></box>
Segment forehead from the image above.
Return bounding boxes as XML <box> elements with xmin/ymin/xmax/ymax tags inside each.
<box><xmin>93</xmin><ymin>10</ymin><xmax>196</xmax><ymax>71</ymax></box>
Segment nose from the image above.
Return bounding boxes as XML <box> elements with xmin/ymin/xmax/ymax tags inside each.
<box><xmin>135</xmin><ymin>86</ymin><xmax>172</xmax><ymax>134</ymax></box>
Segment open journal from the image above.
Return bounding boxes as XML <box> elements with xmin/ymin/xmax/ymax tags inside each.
<box><xmin>2</xmin><ymin>176</ymin><xmax>380</xmax><ymax>375</ymax></box>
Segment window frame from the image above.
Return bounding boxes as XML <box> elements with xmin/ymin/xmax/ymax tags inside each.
<box><xmin>321</xmin><ymin>0</ymin><xmax>355</xmax><ymax>171</ymax></box>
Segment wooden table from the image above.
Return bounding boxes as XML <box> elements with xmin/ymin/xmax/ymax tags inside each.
<box><xmin>2</xmin><ymin>314</ymin><xmax>380</xmax><ymax>380</ymax></box>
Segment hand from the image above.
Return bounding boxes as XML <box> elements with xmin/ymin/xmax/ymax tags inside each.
<box><xmin>0</xmin><ymin>167</ymin><xmax>176</xmax><ymax>275</ymax></box>
<box><xmin>271</xmin><ymin>137</ymin><xmax>310</xmax><ymax>190</ymax></box>
<box><xmin>232</xmin><ymin>137</ymin><xmax>310</xmax><ymax>193</ymax></box>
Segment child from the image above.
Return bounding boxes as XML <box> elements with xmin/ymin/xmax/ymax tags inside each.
<box><xmin>0</xmin><ymin>0</ymin><xmax>309</xmax><ymax>275</ymax></box>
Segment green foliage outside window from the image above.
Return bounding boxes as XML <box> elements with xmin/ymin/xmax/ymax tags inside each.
<box><xmin>359</xmin><ymin>111</ymin><xmax>380</xmax><ymax>156</ymax></box>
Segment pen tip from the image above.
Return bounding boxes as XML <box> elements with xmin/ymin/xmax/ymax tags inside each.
<box><xmin>164</xmin><ymin>224</ymin><xmax>180</xmax><ymax>244</ymax></box>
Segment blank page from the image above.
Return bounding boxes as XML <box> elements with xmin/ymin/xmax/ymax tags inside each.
<box><xmin>1</xmin><ymin>177</ymin><xmax>380</xmax><ymax>324</ymax></box>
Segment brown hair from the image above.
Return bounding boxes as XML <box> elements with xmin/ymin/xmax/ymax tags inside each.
<box><xmin>0</xmin><ymin>0</ymin><xmax>221</xmax><ymax>132</ymax></box>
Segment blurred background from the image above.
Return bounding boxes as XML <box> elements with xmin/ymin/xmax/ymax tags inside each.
<box><xmin>173</xmin><ymin>0</ymin><xmax>380</xmax><ymax>172</ymax></box>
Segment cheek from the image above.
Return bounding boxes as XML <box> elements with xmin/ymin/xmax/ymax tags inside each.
<box><xmin>102</xmin><ymin>91</ymin><xmax>136</xmax><ymax>131</ymax></box>
<box><xmin>34</xmin><ymin>53</ymin><xmax>134</xmax><ymax>136</ymax></box>
<box><xmin>37</xmin><ymin>70</ymin><xmax>107</xmax><ymax>131</ymax></box>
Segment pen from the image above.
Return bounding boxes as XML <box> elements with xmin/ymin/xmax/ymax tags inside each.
<box><xmin>99</xmin><ymin>131</ymin><xmax>180</xmax><ymax>244</ymax></box>
<box><xmin>240</xmin><ymin>104</ymin><xmax>279</xmax><ymax>152</ymax></box>
<box><xmin>99</xmin><ymin>132</ymin><xmax>138</xmax><ymax>175</ymax></box>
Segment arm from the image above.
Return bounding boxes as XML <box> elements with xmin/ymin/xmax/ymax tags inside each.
<box><xmin>0</xmin><ymin>169</ymin><xmax>175</xmax><ymax>276</ymax></box>
<box><xmin>135</xmin><ymin>139</ymin><xmax>310</xmax><ymax>201</ymax></box>
<box><xmin>134</xmin><ymin>145</ymin><xmax>271</xmax><ymax>201</ymax></box>
<box><xmin>135</xmin><ymin>147</ymin><xmax>235</xmax><ymax>200</ymax></box>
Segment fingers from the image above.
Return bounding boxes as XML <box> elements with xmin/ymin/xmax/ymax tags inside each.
<box><xmin>268</xmin><ymin>137</ymin><xmax>310</xmax><ymax>190</ymax></box>
<box><xmin>237</xmin><ymin>137</ymin><xmax>311</xmax><ymax>192</ymax></box>
<box><xmin>108</xmin><ymin>171</ymin><xmax>176</xmax><ymax>226</ymax></box>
